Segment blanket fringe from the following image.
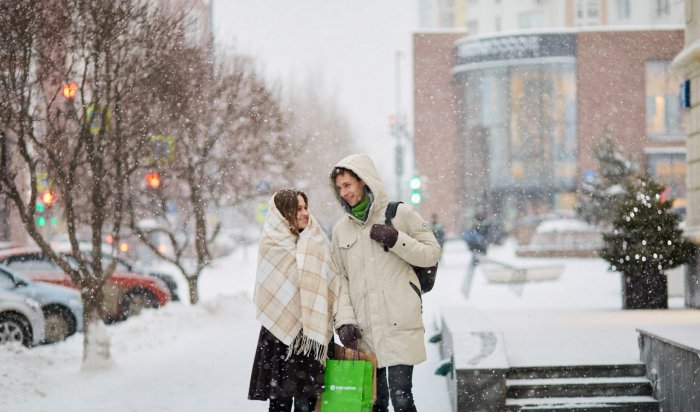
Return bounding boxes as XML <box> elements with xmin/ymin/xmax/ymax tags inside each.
<box><xmin>287</xmin><ymin>333</ymin><xmax>328</xmax><ymax>365</ymax></box>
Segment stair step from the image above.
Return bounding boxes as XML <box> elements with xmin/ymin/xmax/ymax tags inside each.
<box><xmin>507</xmin><ymin>376</ymin><xmax>652</xmax><ymax>398</ymax></box>
<box><xmin>508</xmin><ymin>364</ymin><xmax>647</xmax><ymax>380</ymax></box>
<box><xmin>505</xmin><ymin>395</ymin><xmax>660</xmax><ymax>412</ymax></box>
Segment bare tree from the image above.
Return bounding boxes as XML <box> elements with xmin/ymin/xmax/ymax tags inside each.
<box><xmin>284</xmin><ymin>73</ymin><xmax>357</xmax><ymax>228</ymax></box>
<box><xmin>128</xmin><ymin>47</ymin><xmax>296</xmax><ymax>304</ymax></box>
<box><xmin>0</xmin><ymin>0</ymin><xmax>184</xmax><ymax>365</ymax></box>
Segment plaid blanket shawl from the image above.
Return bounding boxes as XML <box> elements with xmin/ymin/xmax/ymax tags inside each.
<box><xmin>253</xmin><ymin>196</ymin><xmax>339</xmax><ymax>364</ymax></box>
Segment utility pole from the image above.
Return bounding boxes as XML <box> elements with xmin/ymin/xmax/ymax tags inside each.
<box><xmin>391</xmin><ymin>50</ymin><xmax>407</xmax><ymax>201</ymax></box>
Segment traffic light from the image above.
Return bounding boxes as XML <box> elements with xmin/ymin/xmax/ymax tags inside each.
<box><xmin>35</xmin><ymin>191</ymin><xmax>56</xmax><ymax>227</ymax></box>
<box><xmin>35</xmin><ymin>199</ymin><xmax>46</xmax><ymax>227</ymax></box>
<box><xmin>41</xmin><ymin>191</ymin><xmax>56</xmax><ymax>207</ymax></box>
<box><xmin>145</xmin><ymin>172</ymin><xmax>161</xmax><ymax>189</ymax></box>
<box><xmin>62</xmin><ymin>82</ymin><xmax>78</xmax><ymax>101</ymax></box>
<box><xmin>409</xmin><ymin>176</ymin><xmax>422</xmax><ymax>205</ymax></box>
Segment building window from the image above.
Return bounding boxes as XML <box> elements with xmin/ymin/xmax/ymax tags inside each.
<box><xmin>518</xmin><ymin>11</ymin><xmax>546</xmax><ymax>29</ymax></box>
<box><xmin>646</xmin><ymin>61</ymin><xmax>685</xmax><ymax>140</ymax></box>
<box><xmin>575</xmin><ymin>0</ymin><xmax>602</xmax><ymax>26</ymax></box>
<box><xmin>587</xmin><ymin>1</ymin><xmax>599</xmax><ymax>18</ymax></box>
<box><xmin>616</xmin><ymin>0</ymin><xmax>631</xmax><ymax>19</ymax></box>
<box><xmin>646</xmin><ymin>150</ymin><xmax>686</xmax><ymax>205</ymax></box>
<box><xmin>495</xmin><ymin>16</ymin><xmax>502</xmax><ymax>31</ymax></box>
<box><xmin>656</xmin><ymin>0</ymin><xmax>670</xmax><ymax>17</ymax></box>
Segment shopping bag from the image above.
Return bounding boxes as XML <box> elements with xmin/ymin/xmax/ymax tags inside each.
<box><xmin>320</xmin><ymin>358</ymin><xmax>368</xmax><ymax>411</ymax></box>
<box><xmin>318</xmin><ymin>345</ymin><xmax>377</xmax><ymax>412</ymax></box>
<box><xmin>333</xmin><ymin>344</ymin><xmax>377</xmax><ymax>406</ymax></box>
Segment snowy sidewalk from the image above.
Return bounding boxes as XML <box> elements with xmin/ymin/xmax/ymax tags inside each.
<box><xmin>2</xmin><ymin>239</ymin><xmax>699</xmax><ymax>412</ymax></box>
<box><xmin>440</xmin><ymin>306</ymin><xmax>700</xmax><ymax>367</ymax></box>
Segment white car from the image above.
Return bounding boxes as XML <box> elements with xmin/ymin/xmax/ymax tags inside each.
<box><xmin>0</xmin><ymin>265</ymin><xmax>83</xmax><ymax>343</ymax></box>
<box><xmin>0</xmin><ymin>289</ymin><xmax>46</xmax><ymax>346</ymax></box>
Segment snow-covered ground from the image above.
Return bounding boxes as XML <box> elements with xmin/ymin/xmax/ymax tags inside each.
<box><xmin>2</xmin><ymin>238</ymin><xmax>699</xmax><ymax>411</ymax></box>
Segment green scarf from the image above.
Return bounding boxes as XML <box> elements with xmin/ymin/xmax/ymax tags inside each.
<box><xmin>351</xmin><ymin>196</ymin><xmax>370</xmax><ymax>221</ymax></box>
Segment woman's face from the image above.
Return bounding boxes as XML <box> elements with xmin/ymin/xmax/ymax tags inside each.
<box><xmin>296</xmin><ymin>194</ymin><xmax>309</xmax><ymax>230</ymax></box>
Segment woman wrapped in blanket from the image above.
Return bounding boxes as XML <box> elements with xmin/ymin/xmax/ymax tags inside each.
<box><xmin>248</xmin><ymin>188</ymin><xmax>345</xmax><ymax>412</ymax></box>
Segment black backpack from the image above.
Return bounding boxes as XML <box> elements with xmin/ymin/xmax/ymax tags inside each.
<box><xmin>384</xmin><ymin>201</ymin><xmax>438</xmax><ymax>293</ymax></box>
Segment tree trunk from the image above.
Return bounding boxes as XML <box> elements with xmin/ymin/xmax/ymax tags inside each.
<box><xmin>622</xmin><ymin>270</ymin><xmax>668</xmax><ymax>309</ymax></box>
<box><xmin>81</xmin><ymin>288</ymin><xmax>113</xmax><ymax>368</ymax></box>
<box><xmin>187</xmin><ymin>275</ymin><xmax>200</xmax><ymax>305</ymax></box>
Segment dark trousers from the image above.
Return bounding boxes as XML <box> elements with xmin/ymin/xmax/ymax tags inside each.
<box><xmin>373</xmin><ymin>365</ymin><xmax>417</xmax><ymax>412</ymax></box>
<box><xmin>269</xmin><ymin>396</ymin><xmax>316</xmax><ymax>412</ymax></box>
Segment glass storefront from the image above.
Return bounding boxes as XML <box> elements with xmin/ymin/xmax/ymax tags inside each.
<box><xmin>454</xmin><ymin>33</ymin><xmax>577</xmax><ymax>223</ymax></box>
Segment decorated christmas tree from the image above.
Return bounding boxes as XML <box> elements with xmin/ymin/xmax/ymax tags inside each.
<box><xmin>599</xmin><ymin>177</ymin><xmax>696</xmax><ymax>309</ymax></box>
<box><xmin>576</xmin><ymin>138</ymin><xmax>636</xmax><ymax>227</ymax></box>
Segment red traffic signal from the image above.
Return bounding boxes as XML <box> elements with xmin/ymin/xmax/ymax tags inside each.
<box><xmin>62</xmin><ymin>82</ymin><xmax>78</xmax><ymax>100</ymax></box>
<box><xmin>41</xmin><ymin>191</ymin><xmax>56</xmax><ymax>206</ymax></box>
<box><xmin>145</xmin><ymin>172</ymin><xmax>161</xmax><ymax>189</ymax></box>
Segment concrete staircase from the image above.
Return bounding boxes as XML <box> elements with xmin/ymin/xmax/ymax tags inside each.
<box><xmin>505</xmin><ymin>364</ymin><xmax>659</xmax><ymax>411</ymax></box>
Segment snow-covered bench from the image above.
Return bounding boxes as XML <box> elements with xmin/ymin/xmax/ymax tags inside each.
<box><xmin>516</xmin><ymin>218</ymin><xmax>603</xmax><ymax>258</ymax></box>
<box><xmin>438</xmin><ymin>306</ymin><xmax>509</xmax><ymax>411</ymax></box>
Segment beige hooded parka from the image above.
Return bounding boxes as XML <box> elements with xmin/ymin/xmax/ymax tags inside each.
<box><xmin>330</xmin><ymin>154</ymin><xmax>441</xmax><ymax>368</ymax></box>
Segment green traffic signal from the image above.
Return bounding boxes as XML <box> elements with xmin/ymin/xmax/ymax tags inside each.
<box><xmin>409</xmin><ymin>175</ymin><xmax>422</xmax><ymax>205</ymax></box>
<box><xmin>410</xmin><ymin>192</ymin><xmax>422</xmax><ymax>205</ymax></box>
<box><xmin>37</xmin><ymin>216</ymin><xmax>46</xmax><ymax>227</ymax></box>
<box><xmin>409</xmin><ymin>176</ymin><xmax>422</xmax><ymax>190</ymax></box>
<box><xmin>36</xmin><ymin>201</ymin><xmax>45</xmax><ymax>213</ymax></box>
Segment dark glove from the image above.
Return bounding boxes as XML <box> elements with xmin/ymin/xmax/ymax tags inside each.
<box><xmin>370</xmin><ymin>224</ymin><xmax>398</xmax><ymax>248</ymax></box>
<box><xmin>337</xmin><ymin>324</ymin><xmax>362</xmax><ymax>350</ymax></box>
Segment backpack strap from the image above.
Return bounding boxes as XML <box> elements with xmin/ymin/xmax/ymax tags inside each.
<box><xmin>383</xmin><ymin>201</ymin><xmax>402</xmax><ymax>251</ymax></box>
<box><xmin>384</xmin><ymin>201</ymin><xmax>402</xmax><ymax>226</ymax></box>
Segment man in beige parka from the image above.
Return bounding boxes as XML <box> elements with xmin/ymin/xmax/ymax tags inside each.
<box><xmin>330</xmin><ymin>154</ymin><xmax>441</xmax><ymax>412</ymax></box>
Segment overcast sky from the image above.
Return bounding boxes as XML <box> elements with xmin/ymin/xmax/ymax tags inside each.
<box><xmin>212</xmin><ymin>0</ymin><xmax>418</xmax><ymax>197</ymax></box>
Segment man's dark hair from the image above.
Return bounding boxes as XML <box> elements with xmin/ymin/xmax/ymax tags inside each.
<box><xmin>331</xmin><ymin>167</ymin><xmax>361</xmax><ymax>182</ymax></box>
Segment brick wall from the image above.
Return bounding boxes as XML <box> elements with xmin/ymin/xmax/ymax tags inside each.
<box><xmin>413</xmin><ymin>31</ymin><xmax>468</xmax><ymax>235</ymax></box>
<box><xmin>576</xmin><ymin>29</ymin><xmax>684</xmax><ymax>178</ymax></box>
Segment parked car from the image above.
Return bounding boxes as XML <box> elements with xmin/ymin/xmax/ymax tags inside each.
<box><xmin>0</xmin><ymin>248</ymin><xmax>171</xmax><ymax>322</ymax></box>
<box><xmin>0</xmin><ymin>265</ymin><xmax>83</xmax><ymax>343</ymax></box>
<box><xmin>0</xmin><ymin>289</ymin><xmax>45</xmax><ymax>347</ymax></box>
<box><xmin>101</xmin><ymin>254</ymin><xmax>180</xmax><ymax>302</ymax></box>
<box><xmin>47</xmin><ymin>238</ymin><xmax>180</xmax><ymax>302</ymax></box>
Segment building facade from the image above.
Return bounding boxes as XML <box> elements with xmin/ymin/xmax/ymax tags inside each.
<box><xmin>673</xmin><ymin>0</ymin><xmax>700</xmax><ymax>242</ymax></box>
<box><xmin>672</xmin><ymin>0</ymin><xmax>700</xmax><ymax>307</ymax></box>
<box><xmin>413</xmin><ymin>28</ymin><xmax>686</xmax><ymax>235</ymax></box>
<box><xmin>419</xmin><ymin>0</ymin><xmax>684</xmax><ymax>33</ymax></box>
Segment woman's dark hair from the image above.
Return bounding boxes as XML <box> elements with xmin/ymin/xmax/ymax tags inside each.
<box><xmin>273</xmin><ymin>188</ymin><xmax>308</xmax><ymax>236</ymax></box>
